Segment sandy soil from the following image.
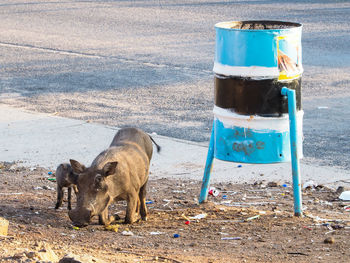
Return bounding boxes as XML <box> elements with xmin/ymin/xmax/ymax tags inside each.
<box><xmin>0</xmin><ymin>161</ymin><xmax>349</xmax><ymax>263</ymax></box>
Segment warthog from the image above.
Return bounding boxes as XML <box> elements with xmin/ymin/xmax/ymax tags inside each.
<box><xmin>68</xmin><ymin>128</ymin><xmax>160</xmax><ymax>226</ymax></box>
<box><xmin>55</xmin><ymin>163</ymin><xmax>78</xmax><ymax>210</ymax></box>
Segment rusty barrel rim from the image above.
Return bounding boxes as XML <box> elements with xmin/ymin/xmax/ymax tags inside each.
<box><xmin>215</xmin><ymin>20</ymin><xmax>302</xmax><ymax>31</ymax></box>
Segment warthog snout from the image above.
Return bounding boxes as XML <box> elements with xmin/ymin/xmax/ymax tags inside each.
<box><xmin>68</xmin><ymin>208</ymin><xmax>91</xmax><ymax>227</ymax></box>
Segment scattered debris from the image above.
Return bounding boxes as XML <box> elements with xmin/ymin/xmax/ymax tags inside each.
<box><xmin>150</xmin><ymin>231</ymin><xmax>163</xmax><ymax>235</ymax></box>
<box><xmin>287</xmin><ymin>252</ymin><xmax>308</xmax><ymax>256</ymax></box>
<box><xmin>172</xmin><ymin>190</ymin><xmax>186</xmax><ymax>193</ymax></box>
<box><xmin>36</xmin><ymin>243</ymin><xmax>59</xmax><ymax>262</ymax></box>
<box><xmin>189</xmin><ymin>213</ymin><xmax>207</xmax><ymax>220</ymax></box>
<box><xmin>181</xmin><ymin>214</ymin><xmax>191</xmax><ymax>221</ymax></box>
<box><xmin>319</xmin><ymin>200</ymin><xmax>333</xmax><ymax>206</ymax></box>
<box><xmin>324</xmin><ymin>237</ymin><xmax>335</xmax><ymax>244</ymax></box>
<box><xmin>0</xmin><ymin>217</ymin><xmax>9</xmax><ymax>236</ymax></box>
<box><xmin>331</xmin><ymin>224</ymin><xmax>344</xmax><ymax>229</ymax></box>
<box><xmin>303</xmin><ymin>226</ymin><xmax>312</xmax><ymax>231</ymax></box>
<box><xmin>223</xmin><ymin>201</ymin><xmax>276</xmax><ymax>207</ymax></box>
<box><xmin>245</xmin><ymin>215</ymin><xmax>260</xmax><ymax>221</ymax></box>
<box><xmin>339</xmin><ymin>191</ymin><xmax>350</xmax><ymax>201</ymax></box>
<box><xmin>305</xmin><ymin>213</ymin><xmax>350</xmax><ymax>223</ymax></box>
<box><xmin>267</xmin><ymin>182</ymin><xmax>279</xmax><ymax>187</ymax></box>
<box><xmin>221</xmin><ymin>190</ymin><xmax>237</xmax><ymax>194</ymax></box>
<box><xmin>122</xmin><ymin>230</ymin><xmax>134</xmax><ymax>236</ymax></box>
<box><xmin>221</xmin><ymin>237</ymin><xmax>242</xmax><ymax>240</ymax></box>
<box><xmin>1</xmin><ymin>164</ymin><xmax>349</xmax><ymax>261</ymax></box>
<box><xmin>105</xmin><ymin>225</ymin><xmax>119</xmax><ymax>232</ymax></box>
<box><xmin>336</xmin><ymin>186</ymin><xmax>345</xmax><ymax>194</ymax></box>
<box><xmin>58</xmin><ymin>253</ymin><xmax>105</xmax><ymax>263</ymax></box>
<box><xmin>209</xmin><ymin>187</ymin><xmax>220</xmax><ymax>197</ymax></box>
<box><xmin>42</xmin><ymin>185</ymin><xmax>55</xmax><ymax>191</ymax></box>
<box><xmin>303</xmin><ymin>181</ymin><xmax>316</xmax><ymax>189</ymax></box>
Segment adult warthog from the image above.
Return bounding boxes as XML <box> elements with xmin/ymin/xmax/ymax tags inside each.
<box><xmin>68</xmin><ymin>128</ymin><xmax>160</xmax><ymax>227</ymax></box>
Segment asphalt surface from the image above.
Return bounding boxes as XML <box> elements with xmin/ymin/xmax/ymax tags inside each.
<box><xmin>0</xmin><ymin>0</ymin><xmax>349</xmax><ymax>170</ymax></box>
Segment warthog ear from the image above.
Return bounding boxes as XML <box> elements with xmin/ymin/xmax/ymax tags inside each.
<box><xmin>69</xmin><ymin>159</ymin><xmax>86</xmax><ymax>174</ymax></box>
<box><xmin>102</xmin><ymin>162</ymin><xmax>118</xmax><ymax>177</ymax></box>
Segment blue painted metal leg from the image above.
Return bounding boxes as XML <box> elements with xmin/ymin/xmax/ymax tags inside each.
<box><xmin>281</xmin><ymin>87</ymin><xmax>303</xmax><ymax>217</ymax></box>
<box><xmin>199</xmin><ymin>121</ymin><xmax>215</xmax><ymax>203</ymax></box>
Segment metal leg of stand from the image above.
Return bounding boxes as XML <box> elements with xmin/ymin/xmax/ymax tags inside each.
<box><xmin>281</xmin><ymin>87</ymin><xmax>302</xmax><ymax>217</ymax></box>
<box><xmin>199</xmin><ymin>122</ymin><xmax>215</xmax><ymax>203</ymax></box>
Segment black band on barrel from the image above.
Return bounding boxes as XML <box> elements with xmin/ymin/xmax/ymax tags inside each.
<box><xmin>214</xmin><ymin>75</ymin><xmax>302</xmax><ymax>116</ymax></box>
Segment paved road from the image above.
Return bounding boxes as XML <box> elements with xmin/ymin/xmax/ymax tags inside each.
<box><xmin>0</xmin><ymin>0</ymin><xmax>349</xmax><ymax>169</ymax></box>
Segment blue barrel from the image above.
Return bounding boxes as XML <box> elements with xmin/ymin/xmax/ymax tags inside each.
<box><xmin>213</xmin><ymin>21</ymin><xmax>303</xmax><ymax>163</ymax></box>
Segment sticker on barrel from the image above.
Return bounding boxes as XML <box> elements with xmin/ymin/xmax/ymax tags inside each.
<box><xmin>277</xmin><ymin>34</ymin><xmax>302</xmax><ymax>81</ymax></box>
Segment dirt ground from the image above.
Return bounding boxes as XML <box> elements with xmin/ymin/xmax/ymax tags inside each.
<box><xmin>0</xmin><ymin>162</ymin><xmax>349</xmax><ymax>263</ymax></box>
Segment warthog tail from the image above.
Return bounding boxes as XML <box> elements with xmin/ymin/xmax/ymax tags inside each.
<box><xmin>149</xmin><ymin>135</ymin><xmax>161</xmax><ymax>153</ymax></box>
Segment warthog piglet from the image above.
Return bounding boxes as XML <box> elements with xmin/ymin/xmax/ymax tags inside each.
<box><xmin>55</xmin><ymin>163</ymin><xmax>78</xmax><ymax>210</ymax></box>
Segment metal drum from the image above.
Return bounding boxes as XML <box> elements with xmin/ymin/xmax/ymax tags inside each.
<box><xmin>213</xmin><ymin>20</ymin><xmax>303</xmax><ymax>163</ymax></box>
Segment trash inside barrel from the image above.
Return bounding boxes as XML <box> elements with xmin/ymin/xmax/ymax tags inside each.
<box><xmin>213</xmin><ymin>20</ymin><xmax>303</xmax><ymax>163</ymax></box>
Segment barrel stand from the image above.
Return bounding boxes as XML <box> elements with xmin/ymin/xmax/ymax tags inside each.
<box><xmin>199</xmin><ymin>87</ymin><xmax>303</xmax><ymax>217</ymax></box>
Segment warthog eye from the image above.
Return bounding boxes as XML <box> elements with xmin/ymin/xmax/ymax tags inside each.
<box><xmin>94</xmin><ymin>175</ymin><xmax>104</xmax><ymax>190</ymax></box>
<box><xmin>94</xmin><ymin>174</ymin><xmax>108</xmax><ymax>192</ymax></box>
